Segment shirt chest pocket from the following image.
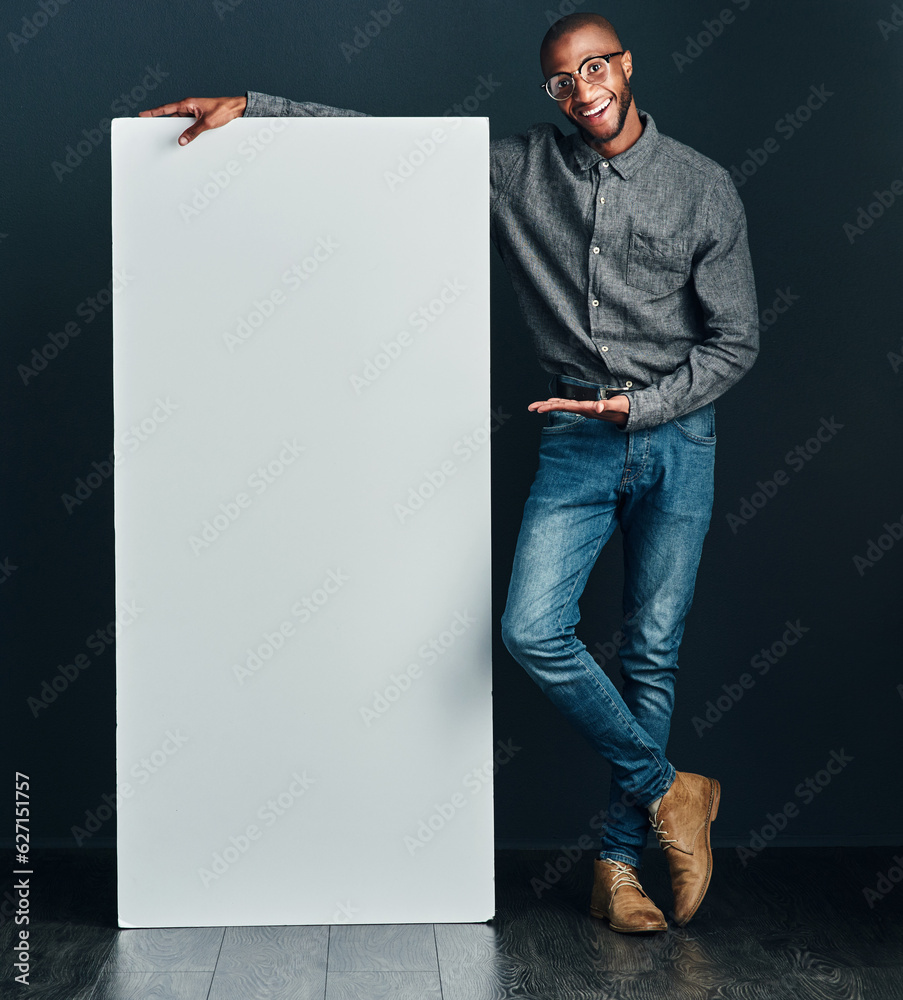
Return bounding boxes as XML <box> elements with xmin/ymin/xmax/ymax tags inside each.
<box><xmin>626</xmin><ymin>232</ymin><xmax>693</xmax><ymax>295</ymax></box>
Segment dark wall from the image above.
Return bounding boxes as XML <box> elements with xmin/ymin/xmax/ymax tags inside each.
<box><xmin>4</xmin><ymin>0</ymin><xmax>902</xmax><ymax>860</ymax></box>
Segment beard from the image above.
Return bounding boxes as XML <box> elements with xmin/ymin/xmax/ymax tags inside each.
<box><xmin>577</xmin><ymin>77</ymin><xmax>633</xmax><ymax>147</ymax></box>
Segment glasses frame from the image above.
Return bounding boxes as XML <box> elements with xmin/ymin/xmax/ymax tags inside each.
<box><xmin>541</xmin><ymin>52</ymin><xmax>625</xmax><ymax>101</ymax></box>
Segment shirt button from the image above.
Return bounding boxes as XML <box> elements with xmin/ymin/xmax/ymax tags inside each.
<box><xmin>625</xmin><ymin>381</ymin><xmax>633</xmax><ymax>387</ymax></box>
<box><xmin>601</xmin><ymin>161</ymin><xmax>610</xmax><ymax>168</ymax></box>
<box><xmin>592</xmin><ymin>246</ymin><xmax>600</xmax><ymax>254</ymax></box>
<box><xmin>599</xmin><ymin>197</ymin><xmax>605</xmax><ymax>204</ymax></box>
<box><xmin>601</xmin><ymin>346</ymin><xmax>609</xmax><ymax>352</ymax></box>
<box><xmin>592</xmin><ymin>299</ymin><xmax>599</xmax><ymax>307</ymax></box>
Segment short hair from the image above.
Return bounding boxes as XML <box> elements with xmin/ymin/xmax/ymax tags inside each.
<box><xmin>540</xmin><ymin>12</ymin><xmax>622</xmax><ymax>54</ymax></box>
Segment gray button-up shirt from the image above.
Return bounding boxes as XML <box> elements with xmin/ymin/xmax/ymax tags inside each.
<box><xmin>243</xmin><ymin>90</ymin><xmax>758</xmax><ymax>432</ymax></box>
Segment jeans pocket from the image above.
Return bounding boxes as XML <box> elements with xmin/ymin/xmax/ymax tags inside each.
<box><xmin>672</xmin><ymin>403</ymin><xmax>716</xmax><ymax>444</ymax></box>
<box><xmin>541</xmin><ymin>407</ymin><xmax>588</xmax><ymax>432</ymax></box>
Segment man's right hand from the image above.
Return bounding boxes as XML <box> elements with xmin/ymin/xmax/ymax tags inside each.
<box><xmin>138</xmin><ymin>96</ymin><xmax>248</xmax><ymax>146</ymax></box>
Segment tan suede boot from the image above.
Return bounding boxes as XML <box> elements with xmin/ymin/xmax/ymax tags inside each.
<box><xmin>650</xmin><ymin>770</ymin><xmax>720</xmax><ymax>926</ymax></box>
<box><xmin>589</xmin><ymin>858</ymin><xmax>668</xmax><ymax>933</ymax></box>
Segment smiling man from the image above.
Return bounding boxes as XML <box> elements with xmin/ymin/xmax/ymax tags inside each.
<box><xmin>141</xmin><ymin>10</ymin><xmax>757</xmax><ymax>932</ymax></box>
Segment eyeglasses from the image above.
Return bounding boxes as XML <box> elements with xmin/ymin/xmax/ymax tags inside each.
<box><xmin>541</xmin><ymin>52</ymin><xmax>624</xmax><ymax>100</ymax></box>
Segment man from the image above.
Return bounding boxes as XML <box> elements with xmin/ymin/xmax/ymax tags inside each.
<box><xmin>141</xmin><ymin>11</ymin><xmax>757</xmax><ymax>932</ymax></box>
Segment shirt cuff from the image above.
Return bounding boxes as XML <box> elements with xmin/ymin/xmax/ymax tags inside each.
<box><xmin>617</xmin><ymin>389</ymin><xmax>663</xmax><ymax>433</ymax></box>
<box><xmin>243</xmin><ymin>91</ymin><xmax>266</xmax><ymax>116</ymax></box>
<box><xmin>243</xmin><ymin>91</ymin><xmax>295</xmax><ymax>116</ymax></box>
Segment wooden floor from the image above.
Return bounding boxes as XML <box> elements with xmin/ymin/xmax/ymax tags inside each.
<box><xmin>2</xmin><ymin>846</ymin><xmax>902</xmax><ymax>999</ymax></box>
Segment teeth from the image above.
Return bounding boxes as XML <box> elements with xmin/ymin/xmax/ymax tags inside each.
<box><xmin>581</xmin><ymin>98</ymin><xmax>612</xmax><ymax>117</ymax></box>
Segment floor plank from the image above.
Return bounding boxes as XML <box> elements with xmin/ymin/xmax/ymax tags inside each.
<box><xmin>324</xmin><ymin>970</ymin><xmax>441</xmax><ymax>999</ymax></box>
<box><xmin>208</xmin><ymin>925</ymin><xmax>328</xmax><ymax>1000</ymax></box>
<box><xmin>326</xmin><ymin>923</ymin><xmax>438</xmax><ymax>972</ymax></box>
<box><xmin>102</xmin><ymin>926</ymin><xmax>225</xmax><ymax>973</ymax></box>
<box><xmin>436</xmin><ymin>921</ymin><xmax>553</xmax><ymax>1000</ymax></box>
<box><xmin>87</xmin><ymin>971</ymin><xmax>214</xmax><ymax>1000</ymax></box>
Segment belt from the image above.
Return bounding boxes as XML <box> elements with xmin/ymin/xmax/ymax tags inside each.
<box><xmin>553</xmin><ymin>376</ymin><xmax>634</xmax><ymax>401</ymax></box>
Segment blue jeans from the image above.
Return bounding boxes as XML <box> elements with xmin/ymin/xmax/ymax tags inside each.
<box><xmin>500</xmin><ymin>374</ymin><xmax>716</xmax><ymax>868</ymax></box>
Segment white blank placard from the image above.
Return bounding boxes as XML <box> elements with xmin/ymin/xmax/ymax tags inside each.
<box><xmin>111</xmin><ymin>116</ymin><xmax>492</xmax><ymax>927</ymax></box>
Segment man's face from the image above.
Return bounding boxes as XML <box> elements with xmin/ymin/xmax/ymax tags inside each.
<box><xmin>540</xmin><ymin>26</ymin><xmax>633</xmax><ymax>145</ymax></box>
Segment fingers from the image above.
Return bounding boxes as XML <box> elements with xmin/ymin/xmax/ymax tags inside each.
<box><xmin>177</xmin><ymin>115</ymin><xmax>210</xmax><ymax>146</ymax></box>
<box><xmin>136</xmin><ymin>96</ymin><xmax>244</xmax><ymax>145</ymax></box>
<box><xmin>138</xmin><ymin>101</ymin><xmax>194</xmax><ymax>117</ymax></box>
<box><xmin>138</xmin><ymin>99</ymin><xmax>203</xmax><ymax>147</ymax></box>
<box><xmin>136</xmin><ymin>98</ymin><xmax>208</xmax><ymax>145</ymax></box>
<box><xmin>526</xmin><ymin>397</ymin><xmax>623</xmax><ymax>423</ymax></box>
<box><xmin>527</xmin><ymin>397</ymin><xmax>563</xmax><ymax>412</ymax></box>
<box><xmin>527</xmin><ymin>397</ymin><xmax>588</xmax><ymax>413</ymax></box>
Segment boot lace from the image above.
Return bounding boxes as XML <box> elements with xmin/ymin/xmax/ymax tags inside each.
<box><xmin>603</xmin><ymin>858</ymin><xmax>644</xmax><ymax>893</ymax></box>
<box><xmin>651</xmin><ymin>815</ymin><xmax>677</xmax><ymax>850</ymax></box>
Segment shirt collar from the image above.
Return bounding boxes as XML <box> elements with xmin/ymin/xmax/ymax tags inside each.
<box><xmin>565</xmin><ymin>107</ymin><xmax>658</xmax><ymax>179</ymax></box>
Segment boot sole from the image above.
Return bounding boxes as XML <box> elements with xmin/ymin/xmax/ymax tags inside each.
<box><xmin>589</xmin><ymin>906</ymin><xmax>667</xmax><ymax>933</ymax></box>
<box><xmin>673</xmin><ymin>777</ymin><xmax>720</xmax><ymax>927</ymax></box>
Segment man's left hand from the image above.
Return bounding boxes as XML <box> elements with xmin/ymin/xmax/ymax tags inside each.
<box><xmin>528</xmin><ymin>394</ymin><xmax>630</xmax><ymax>427</ymax></box>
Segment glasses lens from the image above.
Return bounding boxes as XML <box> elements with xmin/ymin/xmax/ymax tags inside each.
<box><xmin>580</xmin><ymin>57</ymin><xmax>611</xmax><ymax>85</ymax></box>
<box><xmin>546</xmin><ymin>74</ymin><xmax>574</xmax><ymax>100</ymax></box>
